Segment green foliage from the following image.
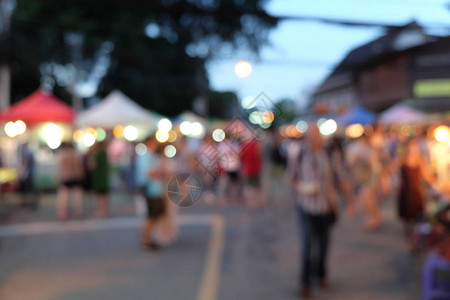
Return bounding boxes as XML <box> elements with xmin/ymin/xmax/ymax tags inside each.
<box><xmin>272</xmin><ymin>98</ymin><xmax>299</xmax><ymax>126</ymax></box>
<box><xmin>7</xmin><ymin>0</ymin><xmax>277</xmax><ymax>116</ymax></box>
<box><xmin>208</xmin><ymin>90</ymin><xmax>238</xmax><ymax>119</ymax></box>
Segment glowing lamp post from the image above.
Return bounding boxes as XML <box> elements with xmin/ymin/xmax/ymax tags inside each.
<box><xmin>234</xmin><ymin>61</ymin><xmax>252</xmax><ymax>78</ymax></box>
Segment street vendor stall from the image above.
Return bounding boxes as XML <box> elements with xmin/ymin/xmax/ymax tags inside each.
<box><xmin>335</xmin><ymin>105</ymin><xmax>377</xmax><ymax>127</ymax></box>
<box><xmin>379</xmin><ymin>103</ymin><xmax>427</xmax><ymax>125</ymax></box>
<box><xmin>0</xmin><ymin>89</ymin><xmax>75</xmax><ymax>125</ymax></box>
<box><xmin>75</xmin><ymin>90</ymin><xmax>164</xmax><ymax>191</ymax></box>
<box><xmin>0</xmin><ymin>89</ymin><xmax>76</xmax><ymax>190</ymax></box>
<box><xmin>76</xmin><ymin>90</ymin><xmax>159</xmax><ymax>131</ymax></box>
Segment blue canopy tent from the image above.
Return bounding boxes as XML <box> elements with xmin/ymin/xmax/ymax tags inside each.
<box><xmin>336</xmin><ymin>105</ymin><xmax>377</xmax><ymax>126</ymax></box>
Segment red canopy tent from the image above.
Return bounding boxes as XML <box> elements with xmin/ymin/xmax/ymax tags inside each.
<box><xmin>0</xmin><ymin>89</ymin><xmax>75</xmax><ymax>124</ymax></box>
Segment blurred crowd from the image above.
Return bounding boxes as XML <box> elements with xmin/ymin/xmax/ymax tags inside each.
<box><xmin>280</xmin><ymin>122</ymin><xmax>450</xmax><ymax>297</ymax></box>
<box><xmin>2</xmin><ymin>120</ymin><xmax>450</xmax><ymax>298</ymax></box>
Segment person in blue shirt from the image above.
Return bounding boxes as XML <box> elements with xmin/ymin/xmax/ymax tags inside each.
<box><xmin>136</xmin><ymin>137</ymin><xmax>172</xmax><ymax>250</ymax></box>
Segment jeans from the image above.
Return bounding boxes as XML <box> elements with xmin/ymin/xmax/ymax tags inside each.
<box><xmin>297</xmin><ymin>207</ymin><xmax>333</xmax><ymax>287</ymax></box>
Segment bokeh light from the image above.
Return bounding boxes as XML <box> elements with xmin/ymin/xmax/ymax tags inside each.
<box><xmin>4</xmin><ymin>122</ymin><xmax>17</xmax><ymax>137</ymax></box>
<box><xmin>345</xmin><ymin>124</ymin><xmax>364</xmax><ymax>139</ymax></box>
<box><xmin>43</xmin><ymin>123</ymin><xmax>62</xmax><ymax>149</ymax></box>
<box><xmin>434</xmin><ymin>126</ymin><xmax>450</xmax><ymax>143</ymax></box>
<box><xmin>180</xmin><ymin>121</ymin><xmax>192</xmax><ymax>135</ymax></box>
<box><xmin>73</xmin><ymin>129</ymin><xmax>83</xmax><ymax>143</ymax></box>
<box><xmin>287</xmin><ymin>125</ymin><xmax>297</xmax><ymax>137</ymax></box>
<box><xmin>249</xmin><ymin>111</ymin><xmax>262</xmax><ymax>124</ymax></box>
<box><xmin>4</xmin><ymin>120</ymin><xmax>27</xmax><ymax>137</ymax></box>
<box><xmin>164</xmin><ymin>145</ymin><xmax>177</xmax><ymax>158</ymax></box>
<box><xmin>190</xmin><ymin>122</ymin><xmax>204</xmax><ymax>137</ymax></box>
<box><xmin>241</xmin><ymin>95</ymin><xmax>256</xmax><ymax>109</ymax></box>
<box><xmin>96</xmin><ymin>128</ymin><xmax>107</xmax><ymax>142</ymax></box>
<box><xmin>317</xmin><ymin>118</ymin><xmax>327</xmax><ymax>127</ymax></box>
<box><xmin>262</xmin><ymin>111</ymin><xmax>274</xmax><ymax>123</ymax></box>
<box><xmin>168</xmin><ymin>130</ymin><xmax>178</xmax><ymax>143</ymax></box>
<box><xmin>135</xmin><ymin>143</ymin><xmax>147</xmax><ymax>156</ymax></box>
<box><xmin>47</xmin><ymin>138</ymin><xmax>61</xmax><ymax>150</ymax></box>
<box><xmin>234</xmin><ymin>61</ymin><xmax>252</xmax><ymax>78</ymax></box>
<box><xmin>319</xmin><ymin>119</ymin><xmax>337</xmax><ymax>136</ymax></box>
<box><xmin>212</xmin><ymin>129</ymin><xmax>225</xmax><ymax>142</ymax></box>
<box><xmin>113</xmin><ymin>125</ymin><xmax>124</xmax><ymax>138</ymax></box>
<box><xmin>158</xmin><ymin>118</ymin><xmax>172</xmax><ymax>132</ymax></box>
<box><xmin>296</xmin><ymin>120</ymin><xmax>308</xmax><ymax>133</ymax></box>
<box><xmin>124</xmin><ymin>125</ymin><xmax>139</xmax><ymax>141</ymax></box>
<box><xmin>86</xmin><ymin>127</ymin><xmax>97</xmax><ymax>139</ymax></box>
<box><xmin>155</xmin><ymin>129</ymin><xmax>169</xmax><ymax>143</ymax></box>
<box><xmin>83</xmin><ymin>132</ymin><xmax>96</xmax><ymax>147</ymax></box>
<box><xmin>15</xmin><ymin>120</ymin><xmax>26</xmax><ymax>135</ymax></box>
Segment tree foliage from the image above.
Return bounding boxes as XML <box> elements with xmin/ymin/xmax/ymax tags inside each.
<box><xmin>272</xmin><ymin>98</ymin><xmax>299</xmax><ymax>127</ymax></box>
<box><xmin>7</xmin><ymin>0</ymin><xmax>277</xmax><ymax>116</ymax></box>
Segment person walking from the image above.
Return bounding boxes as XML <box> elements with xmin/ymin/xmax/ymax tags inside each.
<box><xmin>218</xmin><ymin>135</ymin><xmax>242</xmax><ymax>205</ymax></box>
<box><xmin>19</xmin><ymin>143</ymin><xmax>38</xmax><ymax>209</ymax></box>
<box><xmin>397</xmin><ymin>138</ymin><xmax>437</xmax><ymax>252</ymax></box>
<box><xmin>291</xmin><ymin>123</ymin><xmax>352</xmax><ymax>298</ymax></box>
<box><xmin>91</xmin><ymin>141</ymin><xmax>110</xmax><ymax>217</ymax></box>
<box><xmin>346</xmin><ymin>133</ymin><xmax>382</xmax><ymax>230</ymax></box>
<box><xmin>56</xmin><ymin>142</ymin><xmax>85</xmax><ymax>219</ymax></box>
<box><xmin>137</xmin><ymin>138</ymin><xmax>176</xmax><ymax>250</ymax></box>
<box><xmin>240</xmin><ymin>137</ymin><xmax>264</xmax><ymax>209</ymax></box>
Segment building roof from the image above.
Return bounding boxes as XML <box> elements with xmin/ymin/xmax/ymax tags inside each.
<box><xmin>329</xmin><ymin>21</ymin><xmax>436</xmax><ymax>77</ymax></box>
<box><xmin>312</xmin><ymin>21</ymin><xmax>441</xmax><ymax>102</ymax></box>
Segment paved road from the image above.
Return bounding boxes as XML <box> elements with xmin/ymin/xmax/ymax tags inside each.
<box><xmin>0</xmin><ymin>180</ymin><xmax>422</xmax><ymax>300</ymax></box>
<box><xmin>0</xmin><ymin>223</ymin><xmax>210</xmax><ymax>300</ymax></box>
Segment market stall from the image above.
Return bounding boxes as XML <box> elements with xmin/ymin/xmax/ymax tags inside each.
<box><xmin>0</xmin><ymin>89</ymin><xmax>75</xmax><ymax>124</ymax></box>
<box><xmin>335</xmin><ymin>105</ymin><xmax>377</xmax><ymax>127</ymax></box>
<box><xmin>0</xmin><ymin>89</ymin><xmax>76</xmax><ymax>190</ymax></box>
<box><xmin>76</xmin><ymin>90</ymin><xmax>159</xmax><ymax>131</ymax></box>
<box><xmin>75</xmin><ymin>90</ymin><xmax>166</xmax><ymax>191</ymax></box>
<box><xmin>378</xmin><ymin>103</ymin><xmax>426</xmax><ymax>125</ymax></box>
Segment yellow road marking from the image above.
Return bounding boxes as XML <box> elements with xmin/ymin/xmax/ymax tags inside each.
<box><xmin>196</xmin><ymin>215</ymin><xmax>225</xmax><ymax>300</ymax></box>
<box><xmin>0</xmin><ymin>214</ymin><xmax>226</xmax><ymax>300</ymax></box>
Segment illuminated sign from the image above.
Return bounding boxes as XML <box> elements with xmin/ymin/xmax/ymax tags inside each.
<box><xmin>413</xmin><ymin>79</ymin><xmax>450</xmax><ymax>98</ymax></box>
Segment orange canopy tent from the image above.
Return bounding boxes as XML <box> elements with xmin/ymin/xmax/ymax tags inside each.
<box><xmin>0</xmin><ymin>89</ymin><xmax>75</xmax><ymax>124</ymax></box>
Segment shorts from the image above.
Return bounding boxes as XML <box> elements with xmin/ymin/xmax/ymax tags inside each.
<box><xmin>227</xmin><ymin>171</ymin><xmax>239</xmax><ymax>182</ymax></box>
<box><xmin>93</xmin><ymin>187</ymin><xmax>109</xmax><ymax>195</ymax></box>
<box><xmin>62</xmin><ymin>180</ymin><xmax>83</xmax><ymax>188</ymax></box>
<box><xmin>146</xmin><ymin>196</ymin><xmax>166</xmax><ymax>219</ymax></box>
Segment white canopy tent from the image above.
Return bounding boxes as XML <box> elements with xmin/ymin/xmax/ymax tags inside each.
<box><xmin>76</xmin><ymin>90</ymin><xmax>160</xmax><ymax>129</ymax></box>
<box><xmin>379</xmin><ymin>103</ymin><xmax>427</xmax><ymax>125</ymax></box>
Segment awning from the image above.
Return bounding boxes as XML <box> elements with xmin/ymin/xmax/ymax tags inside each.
<box><xmin>0</xmin><ymin>89</ymin><xmax>75</xmax><ymax>124</ymax></box>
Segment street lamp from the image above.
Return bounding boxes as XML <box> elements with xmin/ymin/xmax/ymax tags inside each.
<box><xmin>234</xmin><ymin>61</ymin><xmax>252</xmax><ymax>78</ymax></box>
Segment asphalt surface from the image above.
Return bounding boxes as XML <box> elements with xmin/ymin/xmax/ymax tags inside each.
<box><xmin>0</xmin><ymin>174</ymin><xmax>422</xmax><ymax>300</ymax></box>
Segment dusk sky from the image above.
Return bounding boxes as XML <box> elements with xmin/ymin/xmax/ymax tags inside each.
<box><xmin>207</xmin><ymin>0</ymin><xmax>450</xmax><ymax>107</ymax></box>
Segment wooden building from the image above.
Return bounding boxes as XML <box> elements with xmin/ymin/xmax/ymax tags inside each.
<box><xmin>312</xmin><ymin>22</ymin><xmax>450</xmax><ymax>113</ymax></box>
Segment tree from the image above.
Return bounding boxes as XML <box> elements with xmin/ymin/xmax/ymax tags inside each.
<box><xmin>8</xmin><ymin>0</ymin><xmax>277</xmax><ymax>116</ymax></box>
<box><xmin>0</xmin><ymin>0</ymin><xmax>14</xmax><ymax>110</ymax></box>
<box><xmin>207</xmin><ymin>90</ymin><xmax>238</xmax><ymax>119</ymax></box>
<box><xmin>272</xmin><ymin>98</ymin><xmax>299</xmax><ymax>127</ymax></box>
